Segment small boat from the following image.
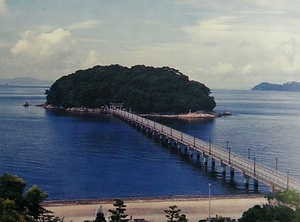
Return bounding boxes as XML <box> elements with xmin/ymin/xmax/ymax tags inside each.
<box><xmin>223</xmin><ymin>110</ymin><xmax>232</xmax><ymax>116</ymax></box>
<box><xmin>22</xmin><ymin>102</ymin><xmax>29</xmax><ymax>107</ymax></box>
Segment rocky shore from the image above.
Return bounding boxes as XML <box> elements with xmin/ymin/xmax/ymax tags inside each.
<box><xmin>41</xmin><ymin>104</ymin><xmax>232</xmax><ymax>118</ymax></box>
<box><xmin>42</xmin><ymin>104</ymin><xmax>105</xmax><ymax>114</ymax></box>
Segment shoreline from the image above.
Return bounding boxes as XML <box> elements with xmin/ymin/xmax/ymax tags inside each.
<box><xmin>42</xmin><ymin>105</ymin><xmax>232</xmax><ymax>119</ymax></box>
<box><xmin>45</xmin><ymin>194</ymin><xmax>266</xmax><ymax>222</ymax></box>
<box><xmin>44</xmin><ymin>194</ymin><xmax>264</xmax><ymax>207</ymax></box>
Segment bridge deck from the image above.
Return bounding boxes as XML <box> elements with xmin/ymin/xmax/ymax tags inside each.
<box><xmin>109</xmin><ymin>108</ymin><xmax>300</xmax><ymax>192</ymax></box>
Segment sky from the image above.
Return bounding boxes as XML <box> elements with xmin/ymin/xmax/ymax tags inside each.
<box><xmin>1</xmin><ymin>0</ymin><xmax>300</xmax><ymax>89</ymax></box>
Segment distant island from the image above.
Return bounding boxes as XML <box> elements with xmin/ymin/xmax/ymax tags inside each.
<box><xmin>0</xmin><ymin>77</ymin><xmax>53</xmax><ymax>86</ymax></box>
<box><xmin>46</xmin><ymin>64</ymin><xmax>216</xmax><ymax>114</ymax></box>
<box><xmin>252</xmin><ymin>82</ymin><xmax>300</xmax><ymax>92</ymax></box>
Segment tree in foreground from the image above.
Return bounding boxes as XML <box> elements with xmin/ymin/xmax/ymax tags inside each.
<box><xmin>108</xmin><ymin>199</ymin><xmax>128</xmax><ymax>222</ymax></box>
<box><xmin>239</xmin><ymin>189</ymin><xmax>300</xmax><ymax>222</ymax></box>
<box><xmin>0</xmin><ymin>173</ymin><xmax>62</xmax><ymax>222</ymax></box>
<box><xmin>164</xmin><ymin>205</ymin><xmax>181</xmax><ymax>222</ymax></box>
<box><xmin>177</xmin><ymin>213</ymin><xmax>188</xmax><ymax>222</ymax></box>
<box><xmin>94</xmin><ymin>212</ymin><xmax>106</xmax><ymax>222</ymax></box>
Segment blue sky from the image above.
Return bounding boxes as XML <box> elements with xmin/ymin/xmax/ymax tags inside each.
<box><xmin>1</xmin><ymin>0</ymin><xmax>300</xmax><ymax>89</ymax></box>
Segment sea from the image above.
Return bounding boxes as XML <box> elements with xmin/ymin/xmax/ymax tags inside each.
<box><xmin>0</xmin><ymin>85</ymin><xmax>300</xmax><ymax>200</ymax></box>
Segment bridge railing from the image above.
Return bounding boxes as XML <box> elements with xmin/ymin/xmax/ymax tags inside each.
<box><xmin>109</xmin><ymin>108</ymin><xmax>300</xmax><ymax>191</ymax></box>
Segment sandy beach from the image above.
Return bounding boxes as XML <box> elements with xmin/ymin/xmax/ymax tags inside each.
<box><xmin>45</xmin><ymin>195</ymin><xmax>267</xmax><ymax>222</ymax></box>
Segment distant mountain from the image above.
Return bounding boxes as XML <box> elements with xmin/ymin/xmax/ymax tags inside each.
<box><xmin>252</xmin><ymin>82</ymin><xmax>300</xmax><ymax>91</ymax></box>
<box><xmin>0</xmin><ymin>77</ymin><xmax>53</xmax><ymax>86</ymax></box>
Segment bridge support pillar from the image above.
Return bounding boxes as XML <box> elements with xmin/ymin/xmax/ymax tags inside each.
<box><xmin>243</xmin><ymin>173</ymin><xmax>250</xmax><ymax>189</ymax></box>
<box><xmin>174</xmin><ymin>140</ymin><xmax>177</xmax><ymax>147</ymax></box>
<box><xmin>152</xmin><ymin>130</ymin><xmax>156</xmax><ymax>137</ymax></box>
<box><xmin>166</xmin><ymin>137</ymin><xmax>171</xmax><ymax>145</ymax></box>
<box><xmin>177</xmin><ymin>143</ymin><xmax>181</xmax><ymax>152</ymax></box>
<box><xmin>221</xmin><ymin>162</ymin><xmax>227</xmax><ymax>176</ymax></box>
<box><xmin>197</xmin><ymin>152</ymin><xmax>201</xmax><ymax>160</ymax></box>
<box><xmin>185</xmin><ymin>146</ymin><xmax>189</xmax><ymax>154</ymax></box>
<box><xmin>230</xmin><ymin>167</ymin><xmax>235</xmax><ymax>179</ymax></box>
<box><xmin>211</xmin><ymin>158</ymin><xmax>216</xmax><ymax>168</ymax></box>
<box><xmin>203</xmin><ymin>154</ymin><xmax>208</xmax><ymax>166</ymax></box>
<box><xmin>254</xmin><ymin>179</ymin><xmax>259</xmax><ymax>190</ymax></box>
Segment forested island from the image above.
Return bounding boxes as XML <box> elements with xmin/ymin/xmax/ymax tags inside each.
<box><xmin>46</xmin><ymin>64</ymin><xmax>216</xmax><ymax>114</ymax></box>
<box><xmin>252</xmin><ymin>82</ymin><xmax>300</xmax><ymax>92</ymax></box>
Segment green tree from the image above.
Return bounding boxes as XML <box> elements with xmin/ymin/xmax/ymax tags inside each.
<box><xmin>108</xmin><ymin>199</ymin><xmax>128</xmax><ymax>222</ymax></box>
<box><xmin>239</xmin><ymin>204</ymin><xmax>295</xmax><ymax>222</ymax></box>
<box><xmin>266</xmin><ymin>189</ymin><xmax>300</xmax><ymax>208</ymax></box>
<box><xmin>0</xmin><ymin>199</ymin><xmax>26</xmax><ymax>222</ymax></box>
<box><xmin>25</xmin><ymin>185</ymin><xmax>48</xmax><ymax>220</ymax></box>
<box><xmin>177</xmin><ymin>213</ymin><xmax>188</xmax><ymax>222</ymax></box>
<box><xmin>0</xmin><ymin>173</ymin><xmax>61</xmax><ymax>222</ymax></box>
<box><xmin>94</xmin><ymin>212</ymin><xmax>106</xmax><ymax>222</ymax></box>
<box><xmin>0</xmin><ymin>173</ymin><xmax>26</xmax><ymax>211</ymax></box>
<box><xmin>164</xmin><ymin>205</ymin><xmax>181</xmax><ymax>222</ymax></box>
<box><xmin>239</xmin><ymin>189</ymin><xmax>300</xmax><ymax>222</ymax></box>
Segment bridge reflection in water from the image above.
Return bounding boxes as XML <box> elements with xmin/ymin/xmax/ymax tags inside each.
<box><xmin>108</xmin><ymin>108</ymin><xmax>300</xmax><ymax>192</ymax></box>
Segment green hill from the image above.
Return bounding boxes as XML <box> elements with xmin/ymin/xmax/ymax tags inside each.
<box><xmin>46</xmin><ymin>64</ymin><xmax>216</xmax><ymax>114</ymax></box>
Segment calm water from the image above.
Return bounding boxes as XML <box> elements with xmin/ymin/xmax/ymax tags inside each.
<box><xmin>1</xmin><ymin>85</ymin><xmax>300</xmax><ymax>200</ymax></box>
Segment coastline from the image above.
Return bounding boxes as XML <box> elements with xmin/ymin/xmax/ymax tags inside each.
<box><xmin>42</xmin><ymin>105</ymin><xmax>231</xmax><ymax>118</ymax></box>
<box><xmin>45</xmin><ymin>194</ymin><xmax>266</xmax><ymax>222</ymax></box>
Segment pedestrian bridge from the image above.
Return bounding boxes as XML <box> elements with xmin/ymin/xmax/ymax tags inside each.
<box><xmin>108</xmin><ymin>108</ymin><xmax>300</xmax><ymax>192</ymax></box>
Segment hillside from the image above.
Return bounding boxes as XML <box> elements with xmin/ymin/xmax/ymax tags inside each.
<box><xmin>46</xmin><ymin>64</ymin><xmax>216</xmax><ymax>114</ymax></box>
<box><xmin>252</xmin><ymin>82</ymin><xmax>300</xmax><ymax>91</ymax></box>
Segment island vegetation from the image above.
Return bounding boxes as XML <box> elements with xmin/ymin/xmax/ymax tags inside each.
<box><xmin>46</xmin><ymin>65</ymin><xmax>216</xmax><ymax>114</ymax></box>
<box><xmin>252</xmin><ymin>81</ymin><xmax>300</xmax><ymax>92</ymax></box>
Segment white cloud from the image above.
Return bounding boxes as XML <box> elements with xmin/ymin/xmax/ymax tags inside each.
<box><xmin>83</xmin><ymin>50</ymin><xmax>101</xmax><ymax>68</ymax></box>
<box><xmin>209</xmin><ymin>62</ymin><xmax>234</xmax><ymax>75</ymax></box>
<box><xmin>69</xmin><ymin>20</ymin><xmax>100</xmax><ymax>30</ymax></box>
<box><xmin>267</xmin><ymin>39</ymin><xmax>300</xmax><ymax>74</ymax></box>
<box><xmin>9</xmin><ymin>28</ymin><xmax>77</xmax><ymax>79</ymax></box>
<box><xmin>240</xmin><ymin>63</ymin><xmax>256</xmax><ymax>74</ymax></box>
<box><xmin>11</xmin><ymin>28</ymin><xmax>74</xmax><ymax>62</ymax></box>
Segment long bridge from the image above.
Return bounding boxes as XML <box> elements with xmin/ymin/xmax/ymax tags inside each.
<box><xmin>108</xmin><ymin>108</ymin><xmax>300</xmax><ymax>192</ymax></box>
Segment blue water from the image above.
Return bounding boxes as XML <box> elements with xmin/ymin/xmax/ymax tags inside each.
<box><xmin>1</xmin><ymin>85</ymin><xmax>300</xmax><ymax>200</ymax></box>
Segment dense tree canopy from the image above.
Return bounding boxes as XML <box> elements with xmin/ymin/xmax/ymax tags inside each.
<box><xmin>239</xmin><ymin>189</ymin><xmax>300</xmax><ymax>222</ymax></box>
<box><xmin>0</xmin><ymin>173</ymin><xmax>62</xmax><ymax>222</ymax></box>
<box><xmin>46</xmin><ymin>65</ymin><xmax>216</xmax><ymax>114</ymax></box>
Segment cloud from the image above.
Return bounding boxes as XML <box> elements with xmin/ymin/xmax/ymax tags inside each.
<box><xmin>0</xmin><ymin>0</ymin><xmax>7</xmax><ymax>16</ymax></box>
<box><xmin>267</xmin><ymin>39</ymin><xmax>300</xmax><ymax>74</ymax></box>
<box><xmin>240</xmin><ymin>63</ymin><xmax>256</xmax><ymax>74</ymax></box>
<box><xmin>9</xmin><ymin>28</ymin><xmax>77</xmax><ymax>79</ymax></box>
<box><xmin>210</xmin><ymin>62</ymin><xmax>234</xmax><ymax>75</ymax></box>
<box><xmin>11</xmin><ymin>28</ymin><xmax>74</xmax><ymax>62</ymax></box>
<box><xmin>69</xmin><ymin>20</ymin><xmax>100</xmax><ymax>30</ymax></box>
<box><xmin>244</xmin><ymin>0</ymin><xmax>300</xmax><ymax>12</ymax></box>
<box><xmin>83</xmin><ymin>50</ymin><xmax>101</xmax><ymax>68</ymax></box>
